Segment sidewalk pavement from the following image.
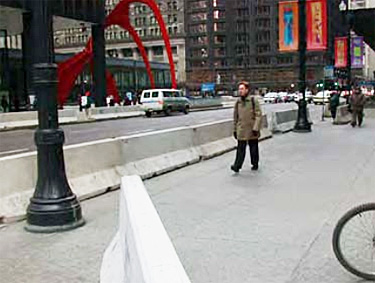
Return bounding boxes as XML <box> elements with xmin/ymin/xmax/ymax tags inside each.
<box><xmin>2</xmin><ymin>118</ymin><xmax>375</xmax><ymax>283</ymax></box>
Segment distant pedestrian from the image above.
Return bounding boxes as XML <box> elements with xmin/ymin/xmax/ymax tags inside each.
<box><xmin>329</xmin><ymin>91</ymin><xmax>340</xmax><ymax>120</ymax></box>
<box><xmin>81</xmin><ymin>91</ymin><xmax>92</xmax><ymax>118</ymax></box>
<box><xmin>231</xmin><ymin>81</ymin><xmax>263</xmax><ymax>173</ymax></box>
<box><xmin>350</xmin><ymin>87</ymin><xmax>367</xmax><ymax>127</ymax></box>
<box><xmin>1</xmin><ymin>96</ymin><xmax>8</xmax><ymax>112</ymax></box>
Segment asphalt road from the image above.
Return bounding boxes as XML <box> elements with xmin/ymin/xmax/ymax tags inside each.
<box><xmin>0</xmin><ymin>103</ymin><xmax>301</xmax><ymax>157</ymax></box>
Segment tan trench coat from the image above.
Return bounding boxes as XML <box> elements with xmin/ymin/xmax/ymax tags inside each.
<box><xmin>233</xmin><ymin>95</ymin><xmax>263</xmax><ymax>141</ymax></box>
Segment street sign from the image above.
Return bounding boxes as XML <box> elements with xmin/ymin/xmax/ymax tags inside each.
<box><xmin>324</xmin><ymin>66</ymin><xmax>334</xmax><ymax>79</ymax></box>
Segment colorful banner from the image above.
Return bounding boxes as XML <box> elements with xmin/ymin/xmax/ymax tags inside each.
<box><xmin>306</xmin><ymin>0</ymin><xmax>327</xmax><ymax>50</ymax></box>
<box><xmin>335</xmin><ymin>37</ymin><xmax>348</xmax><ymax>68</ymax></box>
<box><xmin>351</xmin><ymin>36</ymin><xmax>364</xmax><ymax>69</ymax></box>
<box><xmin>279</xmin><ymin>1</ymin><xmax>299</xmax><ymax>52</ymax></box>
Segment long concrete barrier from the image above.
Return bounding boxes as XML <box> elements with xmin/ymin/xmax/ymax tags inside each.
<box><xmin>100</xmin><ymin>176</ymin><xmax>191</xmax><ymax>283</ymax></box>
<box><xmin>333</xmin><ymin>105</ymin><xmax>351</xmax><ymax>125</ymax></box>
<box><xmin>0</xmin><ymin>116</ymin><xmax>272</xmax><ymax>222</ymax></box>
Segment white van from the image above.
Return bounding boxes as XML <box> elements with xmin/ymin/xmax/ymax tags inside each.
<box><xmin>140</xmin><ymin>89</ymin><xmax>191</xmax><ymax>117</ymax></box>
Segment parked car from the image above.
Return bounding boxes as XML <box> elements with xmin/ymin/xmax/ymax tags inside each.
<box><xmin>313</xmin><ymin>91</ymin><xmax>332</xmax><ymax>104</ymax></box>
<box><xmin>278</xmin><ymin>92</ymin><xmax>288</xmax><ymax>103</ymax></box>
<box><xmin>294</xmin><ymin>91</ymin><xmax>313</xmax><ymax>103</ymax></box>
<box><xmin>140</xmin><ymin>89</ymin><xmax>191</xmax><ymax>117</ymax></box>
<box><xmin>264</xmin><ymin>92</ymin><xmax>278</xmax><ymax>103</ymax></box>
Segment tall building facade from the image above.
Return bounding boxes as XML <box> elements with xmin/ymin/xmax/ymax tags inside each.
<box><xmin>54</xmin><ymin>0</ymin><xmax>186</xmax><ymax>85</ymax></box>
<box><xmin>185</xmin><ymin>0</ymin><xmax>357</xmax><ymax>92</ymax></box>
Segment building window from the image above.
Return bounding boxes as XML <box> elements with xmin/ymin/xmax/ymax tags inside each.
<box><xmin>122</xmin><ymin>48</ymin><xmax>133</xmax><ymax>57</ymax></box>
<box><xmin>172</xmin><ymin>46</ymin><xmax>178</xmax><ymax>55</ymax></box>
<box><xmin>152</xmin><ymin>46</ymin><xmax>164</xmax><ymax>56</ymax></box>
<box><xmin>257</xmin><ymin>44</ymin><xmax>270</xmax><ymax>54</ymax></box>
<box><xmin>214</xmin><ymin>35</ymin><xmax>225</xmax><ymax>44</ymax></box>
<box><xmin>256</xmin><ymin>57</ymin><xmax>271</xmax><ymax>65</ymax></box>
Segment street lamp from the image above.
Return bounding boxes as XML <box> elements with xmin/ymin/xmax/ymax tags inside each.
<box><xmin>339</xmin><ymin>0</ymin><xmax>353</xmax><ymax>94</ymax></box>
<box><xmin>294</xmin><ymin>0</ymin><xmax>311</xmax><ymax>132</ymax></box>
<box><xmin>25</xmin><ymin>0</ymin><xmax>84</xmax><ymax>233</ymax></box>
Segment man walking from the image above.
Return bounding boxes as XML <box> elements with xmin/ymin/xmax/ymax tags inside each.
<box><xmin>350</xmin><ymin>86</ymin><xmax>366</xmax><ymax>127</ymax></box>
<box><xmin>231</xmin><ymin>81</ymin><xmax>263</xmax><ymax>173</ymax></box>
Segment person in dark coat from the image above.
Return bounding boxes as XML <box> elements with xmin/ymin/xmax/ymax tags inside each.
<box><xmin>231</xmin><ymin>81</ymin><xmax>263</xmax><ymax>173</ymax></box>
<box><xmin>329</xmin><ymin>91</ymin><xmax>340</xmax><ymax>120</ymax></box>
<box><xmin>1</xmin><ymin>96</ymin><xmax>8</xmax><ymax>112</ymax></box>
<box><xmin>350</xmin><ymin>87</ymin><xmax>367</xmax><ymax>127</ymax></box>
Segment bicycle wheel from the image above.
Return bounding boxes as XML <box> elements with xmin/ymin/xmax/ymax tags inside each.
<box><xmin>333</xmin><ymin>203</ymin><xmax>375</xmax><ymax>280</ymax></box>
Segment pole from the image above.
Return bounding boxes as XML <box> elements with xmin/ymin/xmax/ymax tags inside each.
<box><xmin>346</xmin><ymin>2</ymin><xmax>352</xmax><ymax>94</ymax></box>
<box><xmin>294</xmin><ymin>0</ymin><xmax>312</xmax><ymax>132</ymax></box>
<box><xmin>322</xmin><ymin>80</ymin><xmax>325</xmax><ymax>121</ymax></box>
<box><xmin>25</xmin><ymin>0</ymin><xmax>84</xmax><ymax>233</ymax></box>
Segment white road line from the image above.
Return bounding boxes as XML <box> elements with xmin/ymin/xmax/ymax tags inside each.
<box><xmin>0</xmin><ymin>148</ymin><xmax>29</xmax><ymax>156</ymax></box>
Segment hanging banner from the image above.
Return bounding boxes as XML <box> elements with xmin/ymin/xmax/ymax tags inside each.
<box><xmin>279</xmin><ymin>1</ymin><xmax>299</xmax><ymax>52</ymax></box>
<box><xmin>351</xmin><ymin>36</ymin><xmax>364</xmax><ymax>69</ymax></box>
<box><xmin>335</xmin><ymin>37</ymin><xmax>348</xmax><ymax>68</ymax></box>
<box><xmin>306</xmin><ymin>0</ymin><xmax>327</xmax><ymax>50</ymax></box>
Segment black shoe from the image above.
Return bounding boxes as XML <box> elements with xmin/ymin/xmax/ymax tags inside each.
<box><xmin>231</xmin><ymin>165</ymin><xmax>239</xmax><ymax>173</ymax></box>
<box><xmin>351</xmin><ymin>123</ymin><xmax>356</xmax><ymax>128</ymax></box>
<box><xmin>251</xmin><ymin>165</ymin><xmax>259</xmax><ymax>171</ymax></box>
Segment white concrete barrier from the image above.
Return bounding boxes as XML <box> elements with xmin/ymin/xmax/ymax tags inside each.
<box><xmin>0</xmin><ymin>118</ymin><xmax>272</xmax><ymax>222</ymax></box>
<box><xmin>271</xmin><ymin>109</ymin><xmax>298</xmax><ymax>133</ymax></box>
<box><xmin>270</xmin><ymin>109</ymin><xmax>312</xmax><ymax>133</ymax></box>
<box><xmin>100</xmin><ymin>176</ymin><xmax>191</xmax><ymax>283</ymax></box>
<box><xmin>333</xmin><ymin>105</ymin><xmax>351</xmax><ymax>125</ymax></box>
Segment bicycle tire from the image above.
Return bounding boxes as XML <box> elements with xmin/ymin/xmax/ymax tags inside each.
<box><xmin>333</xmin><ymin>203</ymin><xmax>375</xmax><ymax>281</ymax></box>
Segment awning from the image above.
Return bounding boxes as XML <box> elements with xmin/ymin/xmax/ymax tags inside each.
<box><xmin>352</xmin><ymin>8</ymin><xmax>375</xmax><ymax>51</ymax></box>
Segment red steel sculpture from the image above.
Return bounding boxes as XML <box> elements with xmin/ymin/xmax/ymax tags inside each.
<box><xmin>57</xmin><ymin>0</ymin><xmax>177</xmax><ymax>106</ymax></box>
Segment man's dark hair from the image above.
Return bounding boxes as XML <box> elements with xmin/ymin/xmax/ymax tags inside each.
<box><xmin>238</xmin><ymin>81</ymin><xmax>250</xmax><ymax>90</ymax></box>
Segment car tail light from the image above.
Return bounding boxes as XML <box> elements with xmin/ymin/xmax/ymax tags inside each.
<box><xmin>158</xmin><ymin>100</ymin><xmax>164</xmax><ymax>105</ymax></box>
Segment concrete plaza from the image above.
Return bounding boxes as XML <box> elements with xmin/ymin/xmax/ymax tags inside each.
<box><xmin>1</xmin><ymin>117</ymin><xmax>375</xmax><ymax>283</ymax></box>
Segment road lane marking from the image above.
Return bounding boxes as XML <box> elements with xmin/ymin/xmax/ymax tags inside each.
<box><xmin>0</xmin><ymin>148</ymin><xmax>29</xmax><ymax>156</ymax></box>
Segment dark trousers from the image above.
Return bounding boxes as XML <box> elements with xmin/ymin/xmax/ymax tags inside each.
<box><xmin>233</xmin><ymin>140</ymin><xmax>259</xmax><ymax>169</ymax></box>
<box><xmin>331</xmin><ymin>108</ymin><xmax>337</xmax><ymax>120</ymax></box>
<box><xmin>351</xmin><ymin>110</ymin><xmax>364</xmax><ymax>127</ymax></box>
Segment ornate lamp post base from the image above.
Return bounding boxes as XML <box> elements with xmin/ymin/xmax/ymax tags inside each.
<box><xmin>294</xmin><ymin>100</ymin><xmax>312</xmax><ymax>132</ymax></box>
<box><xmin>25</xmin><ymin>197</ymin><xmax>85</xmax><ymax>233</ymax></box>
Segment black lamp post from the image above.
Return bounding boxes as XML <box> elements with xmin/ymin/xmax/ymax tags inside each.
<box><xmin>339</xmin><ymin>0</ymin><xmax>353</xmax><ymax>93</ymax></box>
<box><xmin>25</xmin><ymin>0</ymin><xmax>84</xmax><ymax>233</ymax></box>
<box><xmin>294</xmin><ymin>0</ymin><xmax>312</xmax><ymax>132</ymax></box>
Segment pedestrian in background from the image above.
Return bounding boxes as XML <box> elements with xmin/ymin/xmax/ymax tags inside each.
<box><xmin>329</xmin><ymin>91</ymin><xmax>340</xmax><ymax>120</ymax></box>
<box><xmin>1</xmin><ymin>96</ymin><xmax>9</xmax><ymax>112</ymax></box>
<box><xmin>231</xmin><ymin>81</ymin><xmax>263</xmax><ymax>173</ymax></box>
<box><xmin>350</xmin><ymin>86</ymin><xmax>367</xmax><ymax>127</ymax></box>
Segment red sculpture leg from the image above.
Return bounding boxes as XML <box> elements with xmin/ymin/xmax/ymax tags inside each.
<box><xmin>106</xmin><ymin>0</ymin><xmax>177</xmax><ymax>88</ymax></box>
<box><xmin>58</xmin><ymin>40</ymin><xmax>93</xmax><ymax>106</ymax></box>
<box><xmin>58</xmin><ymin>50</ymin><xmax>92</xmax><ymax>106</ymax></box>
<box><xmin>105</xmin><ymin>70</ymin><xmax>121</xmax><ymax>104</ymax></box>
